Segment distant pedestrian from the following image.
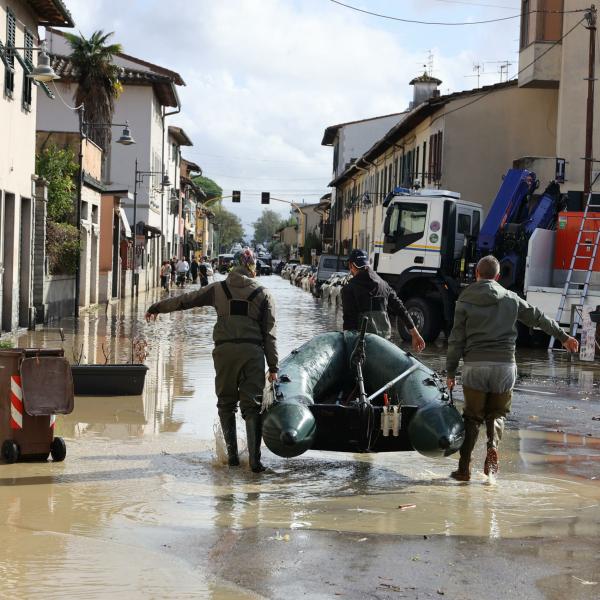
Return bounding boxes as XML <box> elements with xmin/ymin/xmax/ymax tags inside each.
<box><xmin>175</xmin><ymin>258</ymin><xmax>189</xmax><ymax>287</ymax></box>
<box><xmin>170</xmin><ymin>257</ymin><xmax>177</xmax><ymax>285</ymax></box>
<box><xmin>190</xmin><ymin>257</ymin><xmax>199</xmax><ymax>283</ymax></box>
<box><xmin>199</xmin><ymin>261</ymin><xmax>209</xmax><ymax>287</ymax></box>
<box><xmin>145</xmin><ymin>248</ymin><xmax>278</xmax><ymax>473</ymax></box>
<box><xmin>342</xmin><ymin>249</ymin><xmax>425</xmax><ymax>353</ymax></box>
<box><xmin>446</xmin><ymin>255</ymin><xmax>579</xmax><ymax>481</ymax></box>
<box><xmin>160</xmin><ymin>261</ymin><xmax>171</xmax><ymax>291</ymax></box>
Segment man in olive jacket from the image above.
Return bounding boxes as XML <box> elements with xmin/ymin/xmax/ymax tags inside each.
<box><xmin>146</xmin><ymin>249</ymin><xmax>278</xmax><ymax>473</ymax></box>
<box><xmin>446</xmin><ymin>255</ymin><xmax>578</xmax><ymax>481</ymax></box>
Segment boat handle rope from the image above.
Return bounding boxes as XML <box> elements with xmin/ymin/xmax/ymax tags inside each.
<box><xmin>365</xmin><ymin>363</ymin><xmax>420</xmax><ymax>403</ymax></box>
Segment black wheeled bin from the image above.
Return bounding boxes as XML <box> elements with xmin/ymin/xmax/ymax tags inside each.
<box><xmin>0</xmin><ymin>348</ymin><xmax>74</xmax><ymax>463</ymax></box>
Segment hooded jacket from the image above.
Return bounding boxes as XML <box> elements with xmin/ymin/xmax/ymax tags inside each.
<box><xmin>147</xmin><ymin>267</ymin><xmax>278</xmax><ymax>372</ymax></box>
<box><xmin>341</xmin><ymin>267</ymin><xmax>415</xmax><ymax>332</ymax></box>
<box><xmin>446</xmin><ymin>279</ymin><xmax>568</xmax><ymax>377</ymax></box>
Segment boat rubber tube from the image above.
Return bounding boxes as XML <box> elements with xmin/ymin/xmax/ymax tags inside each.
<box><xmin>261</xmin><ymin>332</ymin><xmax>464</xmax><ymax>459</ymax></box>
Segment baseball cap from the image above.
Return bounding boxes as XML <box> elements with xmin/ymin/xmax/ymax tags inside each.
<box><xmin>348</xmin><ymin>249</ymin><xmax>369</xmax><ymax>268</ymax></box>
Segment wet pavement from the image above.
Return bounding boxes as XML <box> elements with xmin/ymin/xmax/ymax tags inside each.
<box><xmin>1</xmin><ymin>275</ymin><xmax>600</xmax><ymax>599</ymax></box>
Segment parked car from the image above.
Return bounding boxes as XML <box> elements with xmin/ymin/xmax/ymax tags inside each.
<box><xmin>218</xmin><ymin>253</ymin><xmax>234</xmax><ymax>273</ymax></box>
<box><xmin>301</xmin><ymin>266</ymin><xmax>316</xmax><ymax>292</ymax></box>
<box><xmin>321</xmin><ymin>272</ymin><xmax>347</xmax><ymax>303</ymax></box>
<box><xmin>315</xmin><ymin>255</ymin><xmax>348</xmax><ymax>292</ymax></box>
<box><xmin>281</xmin><ymin>261</ymin><xmax>300</xmax><ymax>279</ymax></box>
<box><xmin>329</xmin><ymin>273</ymin><xmax>352</xmax><ymax>308</ymax></box>
<box><xmin>256</xmin><ymin>258</ymin><xmax>272</xmax><ymax>276</ymax></box>
<box><xmin>292</xmin><ymin>265</ymin><xmax>309</xmax><ymax>286</ymax></box>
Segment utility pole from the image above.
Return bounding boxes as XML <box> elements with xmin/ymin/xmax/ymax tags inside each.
<box><xmin>584</xmin><ymin>5</ymin><xmax>597</xmax><ymax>196</ymax></box>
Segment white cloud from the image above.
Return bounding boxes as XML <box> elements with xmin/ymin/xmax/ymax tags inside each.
<box><xmin>59</xmin><ymin>0</ymin><xmax>519</xmax><ymax>233</ymax></box>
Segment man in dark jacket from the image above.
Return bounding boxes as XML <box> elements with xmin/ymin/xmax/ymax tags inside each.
<box><xmin>342</xmin><ymin>249</ymin><xmax>425</xmax><ymax>353</ymax></box>
<box><xmin>446</xmin><ymin>255</ymin><xmax>578</xmax><ymax>481</ymax></box>
<box><xmin>189</xmin><ymin>257</ymin><xmax>199</xmax><ymax>283</ymax></box>
<box><xmin>146</xmin><ymin>248</ymin><xmax>278</xmax><ymax>473</ymax></box>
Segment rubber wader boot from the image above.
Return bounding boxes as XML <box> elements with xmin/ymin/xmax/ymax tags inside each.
<box><xmin>245</xmin><ymin>415</ymin><xmax>266</xmax><ymax>473</ymax></box>
<box><xmin>219</xmin><ymin>414</ymin><xmax>240</xmax><ymax>467</ymax></box>
<box><xmin>484</xmin><ymin>418</ymin><xmax>503</xmax><ymax>476</ymax></box>
<box><xmin>450</xmin><ymin>418</ymin><xmax>480</xmax><ymax>482</ymax></box>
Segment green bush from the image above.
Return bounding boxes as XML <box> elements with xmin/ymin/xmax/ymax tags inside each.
<box><xmin>36</xmin><ymin>145</ymin><xmax>78</xmax><ymax>223</ymax></box>
<box><xmin>46</xmin><ymin>222</ymin><xmax>79</xmax><ymax>275</ymax></box>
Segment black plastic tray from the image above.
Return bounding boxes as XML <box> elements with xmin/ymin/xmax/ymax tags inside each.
<box><xmin>71</xmin><ymin>364</ymin><xmax>149</xmax><ymax>396</ymax></box>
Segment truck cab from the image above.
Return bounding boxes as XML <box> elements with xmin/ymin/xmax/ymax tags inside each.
<box><xmin>375</xmin><ymin>189</ymin><xmax>482</xmax><ymax>341</ymax></box>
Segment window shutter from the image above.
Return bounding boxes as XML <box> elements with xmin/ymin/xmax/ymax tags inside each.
<box><xmin>5</xmin><ymin>10</ymin><xmax>16</xmax><ymax>95</ymax></box>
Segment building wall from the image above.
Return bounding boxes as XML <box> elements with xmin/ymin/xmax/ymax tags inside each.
<box><xmin>0</xmin><ymin>1</ymin><xmax>38</xmax><ymax>200</ymax></box>
<box><xmin>333</xmin><ymin>115</ymin><xmax>404</xmax><ymax>177</ymax></box>
<box><xmin>443</xmin><ymin>85</ymin><xmax>558</xmax><ymax>210</ymax></box>
<box><xmin>333</xmin><ymin>84</ymin><xmax>559</xmax><ymax>259</ymax></box>
<box><xmin>555</xmin><ymin>0</ymin><xmax>600</xmax><ymax>193</ymax></box>
<box><xmin>0</xmin><ymin>1</ymin><xmax>43</xmax><ymax>331</ymax></box>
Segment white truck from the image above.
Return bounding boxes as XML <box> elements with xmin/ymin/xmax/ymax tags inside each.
<box><xmin>373</xmin><ymin>173</ymin><xmax>600</xmax><ymax>344</ymax></box>
<box><xmin>374</xmin><ymin>189</ymin><xmax>482</xmax><ymax>341</ymax></box>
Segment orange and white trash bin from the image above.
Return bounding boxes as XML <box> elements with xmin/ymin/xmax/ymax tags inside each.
<box><xmin>0</xmin><ymin>348</ymin><xmax>74</xmax><ymax>463</ymax></box>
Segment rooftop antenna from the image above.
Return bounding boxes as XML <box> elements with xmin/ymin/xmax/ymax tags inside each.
<box><xmin>464</xmin><ymin>63</ymin><xmax>483</xmax><ymax>88</ymax></box>
<box><xmin>427</xmin><ymin>49</ymin><xmax>434</xmax><ymax>76</ymax></box>
<box><xmin>498</xmin><ymin>60</ymin><xmax>513</xmax><ymax>83</ymax></box>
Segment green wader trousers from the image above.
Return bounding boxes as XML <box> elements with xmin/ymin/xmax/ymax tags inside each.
<box><xmin>460</xmin><ymin>386</ymin><xmax>512</xmax><ymax>464</ymax></box>
<box><xmin>213</xmin><ymin>342</ymin><xmax>265</xmax><ymax>420</ymax></box>
<box><xmin>213</xmin><ymin>342</ymin><xmax>266</xmax><ymax>471</ymax></box>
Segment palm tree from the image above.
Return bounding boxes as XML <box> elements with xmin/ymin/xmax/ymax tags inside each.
<box><xmin>63</xmin><ymin>30</ymin><xmax>123</xmax><ymax>152</ymax></box>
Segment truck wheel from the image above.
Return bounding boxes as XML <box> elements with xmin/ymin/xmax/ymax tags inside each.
<box><xmin>2</xmin><ymin>440</ymin><xmax>20</xmax><ymax>464</ymax></box>
<box><xmin>400</xmin><ymin>298</ymin><xmax>442</xmax><ymax>342</ymax></box>
<box><xmin>50</xmin><ymin>437</ymin><xmax>67</xmax><ymax>462</ymax></box>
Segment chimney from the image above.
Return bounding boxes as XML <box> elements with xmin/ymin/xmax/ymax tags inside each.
<box><xmin>409</xmin><ymin>72</ymin><xmax>442</xmax><ymax>110</ymax></box>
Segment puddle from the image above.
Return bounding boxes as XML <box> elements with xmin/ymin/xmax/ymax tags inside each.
<box><xmin>1</xmin><ymin>276</ymin><xmax>599</xmax><ymax>597</ymax></box>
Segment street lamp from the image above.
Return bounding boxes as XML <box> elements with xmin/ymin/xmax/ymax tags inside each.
<box><xmin>131</xmin><ymin>159</ymin><xmax>170</xmax><ymax>300</ymax></box>
<box><xmin>4</xmin><ymin>40</ymin><xmax>60</xmax><ymax>82</ymax></box>
<box><xmin>74</xmin><ymin>107</ymin><xmax>135</xmax><ymax>318</ymax></box>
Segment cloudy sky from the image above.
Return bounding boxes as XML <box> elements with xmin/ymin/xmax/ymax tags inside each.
<box><xmin>60</xmin><ymin>0</ymin><xmax>521</xmax><ymax>233</ymax></box>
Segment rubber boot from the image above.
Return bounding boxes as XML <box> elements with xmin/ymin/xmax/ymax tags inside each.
<box><xmin>219</xmin><ymin>413</ymin><xmax>240</xmax><ymax>467</ymax></box>
<box><xmin>245</xmin><ymin>414</ymin><xmax>266</xmax><ymax>473</ymax></box>
<box><xmin>484</xmin><ymin>418</ymin><xmax>503</xmax><ymax>476</ymax></box>
<box><xmin>450</xmin><ymin>418</ymin><xmax>480</xmax><ymax>482</ymax></box>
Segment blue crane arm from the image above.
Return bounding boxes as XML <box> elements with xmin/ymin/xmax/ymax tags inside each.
<box><xmin>477</xmin><ymin>168</ymin><xmax>534</xmax><ymax>255</ymax></box>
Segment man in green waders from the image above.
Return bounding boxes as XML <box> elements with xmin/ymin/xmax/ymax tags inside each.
<box><xmin>145</xmin><ymin>248</ymin><xmax>278</xmax><ymax>473</ymax></box>
<box><xmin>446</xmin><ymin>255</ymin><xmax>578</xmax><ymax>481</ymax></box>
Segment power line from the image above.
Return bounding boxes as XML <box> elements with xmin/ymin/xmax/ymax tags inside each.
<box><xmin>431</xmin><ymin>0</ymin><xmax>518</xmax><ymax>9</ymax></box>
<box><xmin>328</xmin><ymin>0</ymin><xmax>586</xmax><ymax>26</ymax></box>
<box><xmin>430</xmin><ymin>14</ymin><xmax>587</xmax><ymax>124</ymax></box>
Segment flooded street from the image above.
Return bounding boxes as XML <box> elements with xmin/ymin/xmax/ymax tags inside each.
<box><xmin>1</xmin><ymin>276</ymin><xmax>600</xmax><ymax>599</ymax></box>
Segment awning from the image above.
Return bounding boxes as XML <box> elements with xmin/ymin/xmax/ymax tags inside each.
<box><xmin>144</xmin><ymin>224</ymin><xmax>162</xmax><ymax>239</ymax></box>
<box><xmin>119</xmin><ymin>207</ymin><xmax>132</xmax><ymax>238</ymax></box>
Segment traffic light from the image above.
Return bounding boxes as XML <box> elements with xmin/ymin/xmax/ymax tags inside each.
<box><xmin>261</xmin><ymin>192</ymin><xmax>270</xmax><ymax>205</ymax></box>
<box><xmin>232</xmin><ymin>190</ymin><xmax>241</xmax><ymax>203</ymax></box>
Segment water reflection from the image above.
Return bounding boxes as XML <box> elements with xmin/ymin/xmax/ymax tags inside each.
<box><xmin>1</xmin><ymin>276</ymin><xmax>599</xmax><ymax>598</ymax></box>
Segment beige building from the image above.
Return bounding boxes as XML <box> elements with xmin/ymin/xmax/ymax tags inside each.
<box><xmin>518</xmin><ymin>0</ymin><xmax>599</xmax><ymax>203</ymax></box>
<box><xmin>328</xmin><ymin>76</ymin><xmax>558</xmax><ymax>257</ymax></box>
<box><xmin>0</xmin><ymin>0</ymin><xmax>73</xmax><ymax>331</ymax></box>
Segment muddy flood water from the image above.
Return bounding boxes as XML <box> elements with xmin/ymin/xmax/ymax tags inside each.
<box><xmin>1</xmin><ymin>275</ymin><xmax>600</xmax><ymax>599</ymax></box>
